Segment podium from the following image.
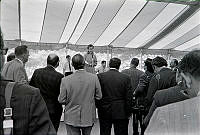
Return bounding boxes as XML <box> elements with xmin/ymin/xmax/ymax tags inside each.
<box><xmin>145</xmin><ymin>96</ymin><xmax>200</xmax><ymax>135</ymax></box>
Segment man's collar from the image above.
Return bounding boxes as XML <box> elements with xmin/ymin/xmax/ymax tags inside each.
<box><xmin>75</xmin><ymin>69</ymin><xmax>85</xmax><ymax>72</ymax></box>
<box><xmin>198</xmin><ymin>91</ymin><xmax>200</xmax><ymax>96</ymax></box>
<box><xmin>15</xmin><ymin>58</ymin><xmax>24</xmax><ymax>65</ymax></box>
<box><xmin>110</xmin><ymin>68</ymin><xmax>118</xmax><ymax>71</ymax></box>
<box><xmin>47</xmin><ymin>65</ymin><xmax>56</xmax><ymax>70</ymax></box>
<box><xmin>158</xmin><ymin>67</ymin><xmax>169</xmax><ymax>72</ymax></box>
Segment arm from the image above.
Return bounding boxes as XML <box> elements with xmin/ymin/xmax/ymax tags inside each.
<box><xmin>95</xmin><ymin>76</ymin><xmax>102</xmax><ymax>100</ymax></box>
<box><xmin>134</xmin><ymin>74</ymin><xmax>146</xmax><ymax>97</ymax></box>
<box><xmin>29</xmin><ymin>71</ymin><xmax>36</xmax><ymax>87</ymax></box>
<box><xmin>93</xmin><ymin>54</ymin><xmax>97</xmax><ymax>66</ymax></box>
<box><xmin>63</xmin><ymin>63</ymin><xmax>66</xmax><ymax>75</ymax></box>
<box><xmin>145</xmin><ymin>77</ymin><xmax>158</xmax><ymax>107</ymax></box>
<box><xmin>143</xmin><ymin>100</ymin><xmax>158</xmax><ymax>128</ymax></box>
<box><xmin>14</xmin><ymin>66</ymin><xmax>28</xmax><ymax>84</ymax></box>
<box><xmin>58</xmin><ymin>78</ymin><xmax>67</xmax><ymax>104</ymax></box>
<box><xmin>84</xmin><ymin>54</ymin><xmax>89</xmax><ymax>65</ymax></box>
<box><xmin>29</xmin><ymin>89</ymin><xmax>56</xmax><ymax>135</ymax></box>
<box><xmin>126</xmin><ymin>77</ymin><xmax>133</xmax><ymax>117</ymax></box>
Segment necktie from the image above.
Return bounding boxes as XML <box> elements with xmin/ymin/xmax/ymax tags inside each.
<box><xmin>68</xmin><ymin>62</ymin><xmax>71</xmax><ymax>72</ymax></box>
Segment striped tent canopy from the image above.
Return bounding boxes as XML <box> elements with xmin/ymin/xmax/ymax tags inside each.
<box><xmin>1</xmin><ymin>0</ymin><xmax>200</xmax><ymax>54</ymax></box>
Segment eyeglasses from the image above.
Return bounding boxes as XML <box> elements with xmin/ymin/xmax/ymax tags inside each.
<box><xmin>0</xmin><ymin>47</ymin><xmax>8</xmax><ymax>55</ymax></box>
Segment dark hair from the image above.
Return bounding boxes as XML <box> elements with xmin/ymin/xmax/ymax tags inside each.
<box><xmin>131</xmin><ymin>58</ymin><xmax>139</xmax><ymax>67</ymax></box>
<box><xmin>144</xmin><ymin>58</ymin><xmax>154</xmax><ymax>73</ymax></box>
<box><xmin>87</xmin><ymin>44</ymin><xmax>94</xmax><ymax>50</ymax></box>
<box><xmin>15</xmin><ymin>45</ymin><xmax>28</xmax><ymax>57</ymax></box>
<box><xmin>1</xmin><ymin>27</ymin><xmax>5</xmax><ymax>73</ymax></box>
<box><xmin>0</xmin><ymin>28</ymin><xmax>4</xmax><ymax>50</ymax></box>
<box><xmin>72</xmin><ymin>54</ymin><xmax>85</xmax><ymax>70</ymax></box>
<box><xmin>7</xmin><ymin>53</ymin><xmax>15</xmax><ymax>62</ymax></box>
<box><xmin>66</xmin><ymin>55</ymin><xmax>70</xmax><ymax>59</ymax></box>
<box><xmin>101</xmin><ymin>60</ymin><xmax>106</xmax><ymax>64</ymax></box>
<box><xmin>178</xmin><ymin>50</ymin><xmax>200</xmax><ymax>79</ymax></box>
<box><xmin>47</xmin><ymin>54</ymin><xmax>59</xmax><ymax>67</ymax></box>
<box><xmin>173</xmin><ymin>59</ymin><xmax>178</xmax><ymax>66</ymax></box>
<box><xmin>109</xmin><ymin>58</ymin><xmax>121</xmax><ymax>70</ymax></box>
<box><xmin>151</xmin><ymin>56</ymin><xmax>167</xmax><ymax>67</ymax></box>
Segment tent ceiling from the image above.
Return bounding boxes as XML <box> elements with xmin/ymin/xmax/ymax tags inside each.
<box><xmin>1</xmin><ymin>0</ymin><xmax>200</xmax><ymax>51</ymax></box>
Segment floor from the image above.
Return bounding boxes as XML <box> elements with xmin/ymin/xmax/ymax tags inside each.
<box><xmin>58</xmin><ymin>118</ymin><xmax>135</xmax><ymax>135</ymax></box>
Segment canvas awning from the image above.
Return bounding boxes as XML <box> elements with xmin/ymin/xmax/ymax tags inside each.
<box><xmin>1</xmin><ymin>0</ymin><xmax>200</xmax><ymax>52</ymax></box>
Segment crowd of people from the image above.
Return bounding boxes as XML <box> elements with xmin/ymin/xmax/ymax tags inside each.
<box><xmin>1</xmin><ymin>27</ymin><xmax>200</xmax><ymax>135</ymax></box>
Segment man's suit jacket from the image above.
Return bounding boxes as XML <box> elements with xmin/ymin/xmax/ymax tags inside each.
<box><xmin>121</xmin><ymin>67</ymin><xmax>144</xmax><ymax>91</ymax></box>
<box><xmin>145</xmin><ymin>96</ymin><xmax>200</xmax><ymax>135</ymax></box>
<box><xmin>29</xmin><ymin>66</ymin><xmax>64</xmax><ymax>115</ymax></box>
<box><xmin>1</xmin><ymin>59</ymin><xmax>28</xmax><ymax>83</ymax></box>
<box><xmin>97</xmin><ymin>69</ymin><xmax>133</xmax><ymax>120</ymax></box>
<box><xmin>0</xmin><ymin>79</ymin><xmax>56</xmax><ymax>135</ymax></box>
<box><xmin>145</xmin><ymin>68</ymin><xmax>176</xmax><ymax>108</ymax></box>
<box><xmin>58</xmin><ymin>70</ymin><xmax>102</xmax><ymax>127</ymax></box>
<box><xmin>144</xmin><ymin>84</ymin><xmax>189</xmax><ymax>127</ymax></box>
<box><xmin>134</xmin><ymin>71</ymin><xmax>155</xmax><ymax>105</ymax></box>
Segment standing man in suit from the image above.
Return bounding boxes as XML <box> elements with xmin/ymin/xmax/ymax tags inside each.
<box><xmin>121</xmin><ymin>58</ymin><xmax>144</xmax><ymax>135</ymax></box>
<box><xmin>145</xmin><ymin>50</ymin><xmax>200</xmax><ymax>134</ymax></box>
<box><xmin>0</xmin><ymin>28</ymin><xmax>56</xmax><ymax>135</ymax></box>
<box><xmin>97</xmin><ymin>58</ymin><xmax>133</xmax><ymax>135</ymax></box>
<box><xmin>30</xmin><ymin>54</ymin><xmax>64</xmax><ymax>132</ymax></box>
<box><xmin>58</xmin><ymin>54</ymin><xmax>102</xmax><ymax>135</ymax></box>
<box><xmin>122</xmin><ymin>58</ymin><xmax>144</xmax><ymax>91</ymax></box>
<box><xmin>2</xmin><ymin>45</ymin><xmax>29</xmax><ymax>84</ymax></box>
<box><xmin>63</xmin><ymin>55</ymin><xmax>74</xmax><ymax>76</ymax></box>
<box><xmin>144</xmin><ymin>68</ymin><xmax>189</xmax><ymax>128</ymax></box>
<box><xmin>84</xmin><ymin>44</ymin><xmax>97</xmax><ymax>74</ymax></box>
<box><xmin>145</xmin><ymin>56</ymin><xmax>176</xmax><ymax>110</ymax></box>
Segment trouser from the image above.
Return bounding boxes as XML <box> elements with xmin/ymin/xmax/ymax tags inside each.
<box><xmin>66</xmin><ymin>124</ymin><xmax>93</xmax><ymax>135</ymax></box>
<box><xmin>99</xmin><ymin>118</ymin><xmax>129</xmax><ymax>135</ymax></box>
<box><xmin>49</xmin><ymin>112</ymin><xmax>62</xmax><ymax>132</ymax></box>
<box><xmin>132</xmin><ymin>110</ymin><xmax>147</xmax><ymax>135</ymax></box>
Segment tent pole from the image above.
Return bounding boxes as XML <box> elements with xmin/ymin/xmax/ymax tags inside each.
<box><xmin>106</xmin><ymin>45</ymin><xmax>109</xmax><ymax>67</ymax></box>
<box><xmin>167</xmin><ymin>49</ymin><xmax>171</xmax><ymax>65</ymax></box>
<box><xmin>139</xmin><ymin>49</ymin><xmax>143</xmax><ymax>70</ymax></box>
<box><xmin>65</xmin><ymin>43</ymin><xmax>69</xmax><ymax>55</ymax></box>
<box><xmin>18</xmin><ymin>0</ymin><xmax>21</xmax><ymax>45</ymax></box>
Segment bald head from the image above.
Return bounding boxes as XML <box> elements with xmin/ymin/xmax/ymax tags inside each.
<box><xmin>47</xmin><ymin>54</ymin><xmax>59</xmax><ymax>67</ymax></box>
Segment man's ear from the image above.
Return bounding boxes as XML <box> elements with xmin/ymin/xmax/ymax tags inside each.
<box><xmin>181</xmin><ymin>72</ymin><xmax>192</xmax><ymax>89</ymax></box>
<box><xmin>55</xmin><ymin>61</ymin><xmax>59</xmax><ymax>68</ymax></box>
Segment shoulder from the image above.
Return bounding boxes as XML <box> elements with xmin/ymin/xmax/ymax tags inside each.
<box><xmin>84</xmin><ymin>53</ymin><xmax>89</xmax><ymax>57</ymax></box>
<box><xmin>13</xmin><ymin>83</ymin><xmax>40</xmax><ymax>96</ymax></box>
<box><xmin>154</xmin><ymin>86</ymin><xmax>182</xmax><ymax>106</ymax></box>
<box><xmin>85</xmin><ymin>72</ymin><xmax>98</xmax><ymax>79</ymax></box>
<box><xmin>33</xmin><ymin>68</ymin><xmax>44</xmax><ymax>75</ymax></box>
<box><xmin>137</xmin><ymin>69</ymin><xmax>144</xmax><ymax>74</ymax></box>
<box><xmin>160</xmin><ymin>68</ymin><xmax>174</xmax><ymax>75</ymax></box>
<box><xmin>10</xmin><ymin>60</ymin><xmax>23</xmax><ymax>68</ymax></box>
<box><xmin>55</xmin><ymin>71</ymin><xmax>64</xmax><ymax>78</ymax></box>
<box><xmin>119</xmin><ymin>71</ymin><xmax>131</xmax><ymax>80</ymax></box>
<box><xmin>121</xmin><ymin>69</ymin><xmax>129</xmax><ymax>73</ymax></box>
